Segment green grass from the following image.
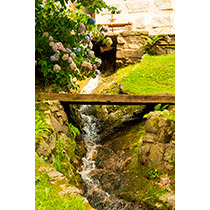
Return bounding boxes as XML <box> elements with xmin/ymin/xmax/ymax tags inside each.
<box><xmin>99</xmin><ymin>54</ymin><xmax>175</xmax><ymax>95</ymax></box>
<box><xmin>35</xmin><ymin>156</ymin><xmax>89</xmax><ymax>210</ymax></box>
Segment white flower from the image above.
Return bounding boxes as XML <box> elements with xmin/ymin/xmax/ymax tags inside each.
<box><xmin>53</xmin><ymin>64</ymin><xmax>61</xmax><ymax>73</ymax></box>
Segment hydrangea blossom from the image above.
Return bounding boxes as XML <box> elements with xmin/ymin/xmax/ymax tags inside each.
<box><xmin>53</xmin><ymin>64</ymin><xmax>61</xmax><ymax>73</ymax></box>
<box><xmin>54</xmin><ymin>53</ymin><xmax>60</xmax><ymax>61</ymax></box>
<box><xmin>95</xmin><ymin>58</ymin><xmax>102</xmax><ymax>67</ymax></box>
<box><xmin>87</xmin><ymin>51</ymin><xmax>94</xmax><ymax>59</ymax></box>
<box><xmin>93</xmin><ymin>64</ymin><xmax>97</xmax><ymax>70</ymax></box>
<box><xmin>66</xmin><ymin>48</ymin><xmax>71</xmax><ymax>53</ymax></box>
<box><xmin>86</xmin><ymin>62</ymin><xmax>92</xmax><ymax>70</ymax></box>
<box><xmin>49</xmin><ymin>36</ymin><xmax>53</xmax><ymax>41</ymax></box>
<box><xmin>81</xmin><ymin>61</ymin><xmax>88</xmax><ymax>67</ymax></box>
<box><xmin>50</xmin><ymin>55</ymin><xmax>56</xmax><ymax>61</ymax></box>
<box><xmin>89</xmin><ymin>18</ymin><xmax>96</xmax><ymax>25</ymax></box>
<box><xmin>62</xmin><ymin>54</ymin><xmax>69</xmax><ymax>61</ymax></box>
<box><xmin>42</xmin><ymin>32</ymin><xmax>49</xmax><ymax>37</ymax></box>
<box><xmin>84</xmin><ymin>36</ymin><xmax>90</xmax><ymax>43</ymax></box>
<box><xmin>70</xmin><ymin>52</ymin><xmax>76</xmax><ymax>59</ymax></box>
<box><xmin>49</xmin><ymin>41</ymin><xmax>55</xmax><ymax>47</ymax></box>
<box><xmin>78</xmin><ymin>23</ymin><xmax>85</xmax><ymax>33</ymax></box>
<box><xmin>81</xmin><ymin>61</ymin><xmax>92</xmax><ymax>70</ymax></box>
<box><xmin>55</xmin><ymin>50</ymin><xmax>60</xmax><ymax>55</ymax></box>
<box><xmin>74</xmin><ymin>48</ymin><xmax>81</xmax><ymax>53</ymax></box>
<box><xmin>70</xmin><ymin>62</ymin><xmax>77</xmax><ymax>70</ymax></box>
<box><xmin>56</xmin><ymin>42</ymin><xmax>64</xmax><ymax>51</ymax></box>
<box><xmin>68</xmin><ymin>57</ymin><xmax>73</xmax><ymax>63</ymax></box>
<box><xmin>52</xmin><ymin>43</ymin><xmax>58</xmax><ymax>52</ymax></box>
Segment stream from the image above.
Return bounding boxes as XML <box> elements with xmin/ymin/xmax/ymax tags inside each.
<box><xmin>79</xmin><ymin>72</ymin><xmax>145</xmax><ymax>210</ymax></box>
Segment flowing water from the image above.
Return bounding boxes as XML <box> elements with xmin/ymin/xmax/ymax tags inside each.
<box><xmin>79</xmin><ymin>72</ymin><xmax>145</xmax><ymax>210</ymax></box>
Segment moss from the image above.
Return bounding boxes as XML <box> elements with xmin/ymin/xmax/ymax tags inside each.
<box><xmin>98</xmin><ymin>120</ymin><xmax>173</xmax><ymax>209</ymax></box>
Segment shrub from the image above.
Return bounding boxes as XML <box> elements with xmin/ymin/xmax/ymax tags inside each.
<box><xmin>35</xmin><ymin>0</ymin><xmax>116</xmax><ymax>92</ymax></box>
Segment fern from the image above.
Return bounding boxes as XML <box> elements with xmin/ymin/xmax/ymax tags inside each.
<box><xmin>35</xmin><ymin>106</ymin><xmax>53</xmax><ymax>144</ymax></box>
<box><xmin>66</xmin><ymin>122</ymin><xmax>80</xmax><ymax>139</ymax></box>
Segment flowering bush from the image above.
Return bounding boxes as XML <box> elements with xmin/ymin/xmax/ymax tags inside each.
<box><xmin>35</xmin><ymin>0</ymin><xmax>115</xmax><ymax>92</ymax></box>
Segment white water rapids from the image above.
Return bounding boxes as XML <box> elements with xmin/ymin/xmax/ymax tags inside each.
<box><xmin>78</xmin><ymin>72</ymin><xmax>144</xmax><ymax>210</ymax></box>
<box><xmin>79</xmin><ymin>71</ymin><xmax>103</xmax><ymax>188</ymax></box>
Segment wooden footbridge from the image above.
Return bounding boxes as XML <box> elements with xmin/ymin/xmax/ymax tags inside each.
<box><xmin>36</xmin><ymin>92</ymin><xmax>175</xmax><ymax>105</ymax></box>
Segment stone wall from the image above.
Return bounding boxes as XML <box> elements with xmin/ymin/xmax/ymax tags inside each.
<box><xmin>96</xmin><ymin>0</ymin><xmax>175</xmax><ymax>35</ymax></box>
<box><xmin>35</xmin><ymin>100</ymin><xmax>86</xmax><ymax>177</ymax></box>
<box><xmin>139</xmin><ymin>108</ymin><xmax>175</xmax><ymax>173</ymax></box>
<box><xmin>97</xmin><ymin>31</ymin><xmax>175</xmax><ymax>70</ymax></box>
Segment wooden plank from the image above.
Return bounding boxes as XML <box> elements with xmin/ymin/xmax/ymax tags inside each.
<box><xmin>102</xmin><ymin>22</ymin><xmax>132</xmax><ymax>27</ymax></box>
<box><xmin>36</xmin><ymin>93</ymin><xmax>175</xmax><ymax>105</ymax></box>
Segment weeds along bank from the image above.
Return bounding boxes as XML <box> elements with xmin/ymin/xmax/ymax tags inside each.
<box><xmin>35</xmin><ymin>100</ymin><xmax>95</xmax><ymax>210</ymax></box>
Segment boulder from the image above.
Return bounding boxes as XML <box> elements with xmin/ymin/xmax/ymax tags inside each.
<box><xmin>36</xmin><ymin>141</ymin><xmax>51</xmax><ymax>158</ymax></box>
<box><xmin>148</xmin><ymin>143</ymin><xmax>164</xmax><ymax>168</ymax></box>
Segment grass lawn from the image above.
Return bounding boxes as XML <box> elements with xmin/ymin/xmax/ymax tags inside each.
<box><xmin>97</xmin><ymin>54</ymin><xmax>175</xmax><ymax>95</ymax></box>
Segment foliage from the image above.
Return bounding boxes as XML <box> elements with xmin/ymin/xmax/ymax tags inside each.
<box><xmin>143</xmin><ymin>30</ymin><xmax>164</xmax><ymax>53</ymax></box>
<box><xmin>165</xmin><ymin>152</ymin><xmax>175</xmax><ymax>166</ymax></box>
<box><xmin>147</xmin><ymin>169</ymin><xmax>159</xmax><ymax>180</ymax></box>
<box><xmin>35</xmin><ymin>0</ymin><xmax>114</xmax><ymax>92</ymax></box>
<box><xmin>53</xmin><ymin>134</ymin><xmax>79</xmax><ymax>184</ymax></box>
<box><xmin>154</xmin><ymin>104</ymin><xmax>169</xmax><ymax>111</ymax></box>
<box><xmin>35</xmin><ymin>156</ymin><xmax>87</xmax><ymax>210</ymax></box>
<box><xmin>72</xmin><ymin>0</ymin><xmax>116</xmax><ymax>14</ymax></box>
<box><xmin>162</xmin><ymin>110</ymin><xmax>175</xmax><ymax>121</ymax></box>
<box><xmin>66</xmin><ymin>122</ymin><xmax>80</xmax><ymax>139</ymax></box>
<box><xmin>52</xmin><ymin>0</ymin><xmax>116</xmax><ymax>14</ymax></box>
<box><xmin>35</xmin><ymin>104</ymin><xmax>53</xmax><ymax>144</ymax></box>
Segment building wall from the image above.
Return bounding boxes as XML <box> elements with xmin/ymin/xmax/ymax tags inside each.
<box><xmin>96</xmin><ymin>0</ymin><xmax>175</xmax><ymax>35</ymax></box>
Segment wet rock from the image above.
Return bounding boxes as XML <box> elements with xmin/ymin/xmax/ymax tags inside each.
<box><xmin>139</xmin><ymin>109</ymin><xmax>175</xmax><ymax>173</ymax></box>
<box><xmin>142</xmin><ymin>133</ymin><xmax>156</xmax><ymax>143</ymax></box>
<box><xmin>145</xmin><ymin>116</ymin><xmax>159</xmax><ymax>133</ymax></box>
<box><xmin>148</xmin><ymin>45</ymin><xmax>167</xmax><ymax>55</ymax></box>
<box><xmin>58</xmin><ymin>185</ymin><xmax>82</xmax><ymax>196</ymax></box>
<box><xmin>36</xmin><ymin>141</ymin><xmax>51</xmax><ymax>158</ymax></box>
<box><xmin>117</xmin><ymin>36</ymin><xmax>126</xmax><ymax>45</ymax></box>
<box><xmin>50</xmin><ymin>115</ymin><xmax>63</xmax><ymax>132</ymax></box>
<box><xmin>148</xmin><ymin>143</ymin><xmax>164</xmax><ymax>168</ymax></box>
<box><xmin>139</xmin><ymin>144</ymin><xmax>152</xmax><ymax>164</ymax></box>
<box><xmin>38</xmin><ymin>166</ymin><xmax>68</xmax><ymax>183</ymax></box>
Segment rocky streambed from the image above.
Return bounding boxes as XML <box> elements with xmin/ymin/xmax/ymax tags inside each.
<box><xmin>77</xmin><ymin>75</ymin><xmax>175</xmax><ymax>209</ymax></box>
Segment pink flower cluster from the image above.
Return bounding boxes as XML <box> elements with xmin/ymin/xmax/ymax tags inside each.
<box><xmin>41</xmin><ymin>32</ymin><xmax>100</xmax><ymax>78</ymax></box>
<box><xmin>70</xmin><ymin>62</ymin><xmax>77</xmax><ymax>70</ymax></box>
<box><xmin>81</xmin><ymin>61</ymin><xmax>92</xmax><ymax>71</ymax></box>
